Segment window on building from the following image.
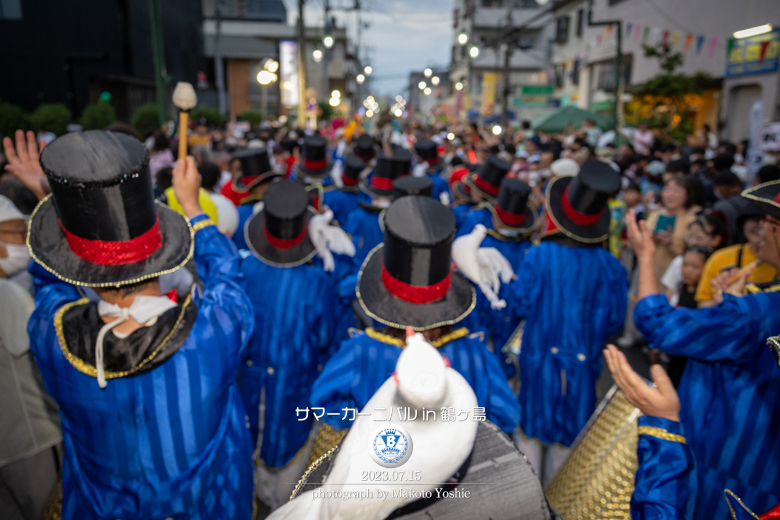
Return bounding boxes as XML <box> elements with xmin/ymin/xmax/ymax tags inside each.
<box><xmin>556</xmin><ymin>16</ymin><xmax>570</xmax><ymax>43</ymax></box>
<box><xmin>0</xmin><ymin>0</ymin><xmax>22</xmax><ymax>19</ymax></box>
<box><xmin>572</xmin><ymin>58</ymin><xmax>580</xmax><ymax>85</ymax></box>
<box><xmin>593</xmin><ymin>55</ymin><xmax>633</xmax><ymax>93</ymax></box>
<box><xmin>576</xmin><ymin>9</ymin><xmax>583</xmax><ymax>37</ymax></box>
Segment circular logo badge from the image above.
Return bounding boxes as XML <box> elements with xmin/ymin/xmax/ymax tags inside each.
<box><xmin>369</xmin><ymin>425</ymin><xmax>414</xmax><ymax>468</ymax></box>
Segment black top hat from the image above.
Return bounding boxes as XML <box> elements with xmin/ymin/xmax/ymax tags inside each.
<box><xmin>463</xmin><ymin>156</ymin><xmax>510</xmax><ymax>201</ymax></box>
<box><xmin>414</xmin><ymin>139</ymin><xmax>440</xmax><ymax>166</ymax></box>
<box><xmin>357</xmin><ymin>196</ymin><xmax>475</xmax><ymax>331</ymax></box>
<box><xmin>295</xmin><ymin>135</ymin><xmax>332</xmax><ymax>179</ymax></box>
<box><xmin>741</xmin><ymin>180</ymin><xmax>780</xmax><ymax>223</ymax></box>
<box><xmin>391</xmin><ymin>148</ymin><xmax>413</xmax><ymax>177</ymax></box>
<box><xmin>233</xmin><ymin>147</ymin><xmax>283</xmax><ymax>190</ymax></box>
<box><xmin>485</xmin><ymin>178</ymin><xmax>536</xmax><ymax>234</ymax></box>
<box><xmin>342</xmin><ymin>155</ymin><xmax>364</xmax><ymax>189</ymax></box>
<box><xmin>360</xmin><ymin>155</ymin><xmax>399</xmax><ymax>198</ymax></box>
<box><xmin>244</xmin><ymin>180</ymin><xmax>317</xmax><ymax>267</ymax></box>
<box><xmin>392</xmin><ymin>176</ymin><xmax>434</xmax><ymax>200</ymax></box>
<box><xmin>354</xmin><ymin>134</ymin><xmax>377</xmax><ymax>162</ymax></box>
<box><xmin>545</xmin><ymin>159</ymin><xmax>621</xmax><ymax>243</ymax></box>
<box><xmin>27</xmin><ymin>131</ymin><xmax>192</xmax><ymax>287</ymax></box>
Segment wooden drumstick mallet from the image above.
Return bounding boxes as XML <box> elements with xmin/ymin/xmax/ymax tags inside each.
<box><xmin>172</xmin><ymin>82</ymin><xmax>197</xmax><ymax>160</ymax></box>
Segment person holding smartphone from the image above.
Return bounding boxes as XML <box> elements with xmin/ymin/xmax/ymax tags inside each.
<box><xmin>645</xmin><ymin>176</ymin><xmax>698</xmax><ymax>284</ymax></box>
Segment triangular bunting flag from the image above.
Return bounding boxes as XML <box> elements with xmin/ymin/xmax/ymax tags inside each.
<box><xmin>626</xmin><ymin>23</ymin><xmax>633</xmax><ymax>37</ymax></box>
<box><xmin>708</xmin><ymin>36</ymin><xmax>719</xmax><ymax>58</ymax></box>
<box><xmin>662</xmin><ymin>30</ymin><xmax>670</xmax><ymax>47</ymax></box>
<box><xmin>672</xmin><ymin>31</ymin><xmax>680</xmax><ymax>50</ymax></box>
<box><xmin>684</xmin><ymin>33</ymin><xmax>693</xmax><ymax>53</ymax></box>
<box><xmin>642</xmin><ymin>26</ymin><xmax>650</xmax><ymax>43</ymax></box>
<box><xmin>696</xmin><ymin>35</ymin><xmax>705</xmax><ymax>54</ymax></box>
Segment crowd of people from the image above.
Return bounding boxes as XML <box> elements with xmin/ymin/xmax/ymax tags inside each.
<box><xmin>0</xmin><ymin>109</ymin><xmax>779</xmax><ymax>520</ymax></box>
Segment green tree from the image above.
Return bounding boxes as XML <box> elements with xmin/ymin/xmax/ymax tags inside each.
<box><xmin>240</xmin><ymin>110</ymin><xmax>264</xmax><ymax>128</ymax></box>
<box><xmin>131</xmin><ymin>104</ymin><xmax>162</xmax><ymax>134</ymax></box>
<box><xmin>30</xmin><ymin>103</ymin><xmax>72</xmax><ymax>136</ymax></box>
<box><xmin>0</xmin><ymin>101</ymin><xmax>29</xmax><ymax>139</ymax></box>
<box><xmin>81</xmin><ymin>102</ymin><xmax>117</xmax><ymax>130</ymax></box>
<box><xmin>189</xmin><ymin>106</ymin><xmax>224</xmax><ymax>127</ymax></box>
<box><xmin>631</xmin><ymin>43</ymin><xmax>712</xmax><ymax>142</ymax></box>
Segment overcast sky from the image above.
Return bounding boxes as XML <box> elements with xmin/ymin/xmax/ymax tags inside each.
<box><xmin>283</xmin><ymin>0</ymin><xmax>454</xmax><ymax>97</ymax></box>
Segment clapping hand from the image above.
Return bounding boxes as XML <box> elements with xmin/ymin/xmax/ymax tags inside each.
<box><xmin>626</xmin><ymin>209</ymin><xmax>655</xmax><ymax>261</ymax></box>
<box><xmin>604</xmin><ymin>345</ymin><xmax>680</xmax><ymax>422</ymax></box>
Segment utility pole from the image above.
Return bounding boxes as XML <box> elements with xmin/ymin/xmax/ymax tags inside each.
<box><xmin>214</xmin><ymin>0</ymin><xmax>227</xmax><ymax>117</ymax></box>
<box><xmin>297</xmin><ymin>0</ymin><xmax>307</xmax><ymax>128</ymax></box>
<box><xmin>587</xmin><ymin>0</ymin><xmax>622</xmax><ymax>129</ymax></box>
<box><xmin>500</xmin><ymin>5</ymin><xmax>514</xmax><ymax>128</ymax></box>
<box><xmin>323</xmin><ymin>0</ymin><xmax>331</xmax><ymax>100</ymax></box>
<box><xmin>148</xmin><ymin>0</ymin><xmax>168</xmax><ymax>125</ymax></box>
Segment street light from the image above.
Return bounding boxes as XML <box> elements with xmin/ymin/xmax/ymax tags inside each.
<box><xmin>447</xmin><ymin>132</ymin><xmax>455</xmax><ymax>140</ymax></box>
<box><xmin>394</xmin><ymin>109</ymin><xmax>403</xmax><ymax>117</ymax></box>
<box><xmin>356</xmin><ymin>74</ymin><xmax>365</xmax><ymax>84</ymax></box>
<box><xmin>469</xmin><ymin>46</ymin><xmax>480</xmax><ymax>58</ymax></box>
<box><xmin>366</xmin><ymin>109</ymin><xmax>374</xmax><ymax>117</ymax></box>
<box><xmin>424</xmin><ymin>87</ymin><xmax>432</xmax><ymax>95</ymax></box>
<box><xmin>331</xmin><ymin>90</ymin><xmax>341</xmax><ymax>99</ymax></box>
<box><xmin>364</xmin><ymin>65</ymin><xmax>373</xmax><ymax>75</ymax></box>
<box><xmin>492</xmin><ymin>125</ymin><xmax>502</xmax><ymax>135</ymax></box>
<box><xmin>313</xmin><ymin>49</ymin><xmax>323</xmax><ymax>62</ymax></box>
<box><xmin>431</xmin><ymin>76</ymin><xmax>440</xmax><ymax>86</ymax></box>
<box><xmin>424</xmin><ymin>68</ymin><xmax>432</xmax><ymax>77</ymax></box>
<box><xmin>734</xmin><ymin>24</ymin><xmax>772</xmax><ymax>38</ymax></box>
<box><xmin>458</xmin><ymin>32</ymin><xmax>468</xmax><ymax>45</ymax></box>
<box><xmin>323</xmin><ymin>35</ymin><xmax>334</xmax><ymax>48</ymax></box>
<box><xmin>455</xmin><ymin>82</ymin><xmax>464</xmax><ymax>90</ymax></box>
<box><xmin>257</xmin><ymin>70</ymin><xmax>277</xmax><ymax>85</ymax></box>
<box><xmin>264</xmin><ymin>59</ymin><xmax>279</xmax><ymax>73</ymax></box>
<box><xmin>418</xmin><ymin>81</ymin><xmax>427</xmax><ymax>90</ymax></box>
<box><xmin>329</xmin><ymin>97</ymin><xmax>340</xmax><ymax>107</ymax></box>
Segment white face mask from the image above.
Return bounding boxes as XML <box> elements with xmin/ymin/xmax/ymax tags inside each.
<box><xmin>0</xmin><ymin>241</ymin><xmax>31</xmax><ymax>276</ymax></box>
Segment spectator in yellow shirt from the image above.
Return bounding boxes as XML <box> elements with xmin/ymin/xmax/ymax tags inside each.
<box><xmin>695</xmin><ymin>212</ymin><xmax>777</xmax><ymax>307</ymax></box>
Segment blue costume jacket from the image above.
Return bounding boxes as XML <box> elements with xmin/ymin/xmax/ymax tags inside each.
<box><xmin>423</xmin><ymin>166</ymin><xmax>452</xmax><ymax>203</ymax></box>
<box><xmin>509</xmin><ymin>240</ymin><xmax>627</xmax><ymax>446</ymax></box>
<box><xmin>452</xmin><ymin>201</ymin><xmax>476</xmax><ymax>230</ymax></box>
<box><xmin>27</xmin><ymin>214</ymin><xmax>254</xmax><ymax>520</ymax></box>
<box><xmin>310</xmin><ymin>328</ymin><xmax>520</xmax><ymax>433</ymax></box>
<box><xmin>238</xmin><ymin>253</ymin><xmax>352</xmax><ymax>469</ymax></box>
<box><xmin>322</xmin><ymin>186</ymin><xmax>366</xmax><ymax>227</ymax></box>
<box><xmin>455</xmin><ymin>206</ymin><xmax>533</xmax><ymax>373</ymax></box>
<box><xmin>635</xmin><ymin>292</ymin><xmax>780</xmax><ymax>519</ymax></box>
<box><xmin>631</xmin><ymin>417</ymin><xmax>697</xmax><ymax>520</ymax></box>
<box><xmin>233</xmin><ymin>201</ymin><xmax>259</xmax><ymax>250</ymax></box>
<box><xmin>342</xmin><ymin>204</ymin><xmax>385</xmax><ymax>267</ymax></box>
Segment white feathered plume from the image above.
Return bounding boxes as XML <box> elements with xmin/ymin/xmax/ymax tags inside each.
<box><xmin>452</xmin><ymin>224</ymin><xmax>514</xmax><ymax>309</ymax></box>
<box><xmin>308</xmin><ymin>209</ymin><xmax>355</xmax><ymax>271</ymax></box>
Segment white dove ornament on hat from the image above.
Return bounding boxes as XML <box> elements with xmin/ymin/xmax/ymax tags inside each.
<box><xmin>452</xmin><ymin>224</ymin><xmax>515</xmax><ymax>310</ymax></box>
<box><xmin>267</xmin><ymin>332</ymin><xmax>479</xmax><ymax>520</ymax></box>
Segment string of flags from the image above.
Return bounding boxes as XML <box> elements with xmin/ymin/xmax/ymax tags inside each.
<box><xmin>548</xmin><ymin>22</ymin><xmax>726</xmax><ymax>81</ymax></box>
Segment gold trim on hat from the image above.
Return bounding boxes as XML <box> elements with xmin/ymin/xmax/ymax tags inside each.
<box><xmin>54</xmin><ymin>293</ymin><xmax>193</xmax><ymax>379</ymax></box>
<box><xmin>724</xmin><ymin>489</ymin><xmax>761</xmax><ymax>520</ymax></box>
<box><xmin>355</xmin><ymin>244</ymin><xmax>477</xmax><ymax>332</ymax></box>
<box><xmin>741</xmin><ymin>179</ymin><xmax>780</xmax><ymax>211</ymax></box>
<box><xmin>243</xmin><ymin>207</ymin><xmax>318</xmax><ymax>268</ymax></box>
<box><xmin>478</xmin><ymin>201</ymin><xmax>536</xmax><ymax>237</ymax></box>
<box><xmin>543</xmin><ymin>175</ymin><xmax>609</xmax><ymax>244</ymax></box>
<box><xmin>27</xmin><ymin>195</ymin><xmax>195</xmax><ymax>288</ymax></box>
<box><xmin>365</xmin><ymin>326</ymin><xmax>470</xmax><ymax>348</ymax></box>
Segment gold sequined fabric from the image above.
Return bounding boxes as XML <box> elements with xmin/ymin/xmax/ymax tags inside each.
<box><xmin>305</xmin><ymin>423</ymin><xmax>347</xmax><ymax>469</ymax></box>
<box><xmin>41</xmin><ymin>478</ymin><xmax>61</xmax><ymax>520</ymax></box>
<box><xmin>545</xmin><ymin>386</ymin><xmax>641</xmax><ymax>519</ymax></box>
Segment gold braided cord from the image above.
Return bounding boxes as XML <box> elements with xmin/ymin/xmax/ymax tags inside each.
<box><xmin>364</xmin><ymin>327</ymin><xmax>470</xmax><ymax>348</ymax></box>
<box><xmin>54</xmin><ymin>293</ymin><xmax>193</xmax><ymax>379</ymax></box>
<box><xmin>192</xmin><ymin>219</ymin><xmax>217</xmax><ymax>232</ymax></box>
<box><xmin>305</xmin><ymin>423</ymin><xmax>348</xmax><ymax>470</ymax></box>
<box><xmin>637</xmin><ymin>426</ymin><xmax>686</xmax><ymax>444</ymax></box>
<box><xmin>724</xmin><ymin>489</ymin><xmax>761</xmax><ymax>520</ymax></box>
<box><xmin>290</xmin><ymin>445</ymin><xmax>340</xmax><ymax>501</ymax></box>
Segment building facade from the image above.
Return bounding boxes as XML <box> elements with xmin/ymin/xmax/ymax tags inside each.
<box><xmin>0</xmin><ymin>0</ymin><xmax>205</xmax><ymax>123</ymax></box>
<box><xmin>202</xmin><ymin>0</ymin><xmax>359</xmax><ymax>119</ymax></box>
<box><xmin>549</xmin><ymin>0</ymin><xmax>780</xmax><ymax>141</ymax></box>
<box><xmin>449</xmin><ymin>0</ymin><xmax>554</xmax><ymax>121</ymax></box>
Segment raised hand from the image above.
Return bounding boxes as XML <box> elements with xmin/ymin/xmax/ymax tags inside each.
<box><xmin>172</xmin><ymin>157</ymin><xmax>203</xmax><ymax>218</ymax></box>
<box><xmin>626</xmin><ymin>209</ymin><xmax>655</xmax><ymax>261</ymax></box>
<box><xmin>3</xmin><ymin>129</ymin><xmax>50</xmax><ymax>200</ymax></box>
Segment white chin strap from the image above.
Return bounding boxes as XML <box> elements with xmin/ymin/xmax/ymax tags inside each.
<box><xmin>94</xmin><ymin>309</ymin><xmax>130</xmax><ymax>389</ymax></box>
